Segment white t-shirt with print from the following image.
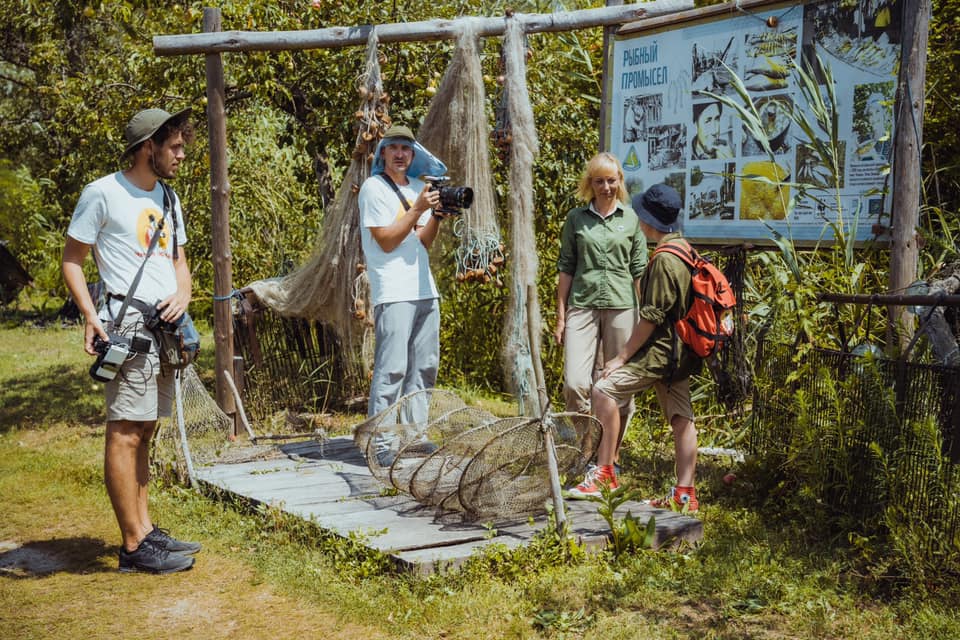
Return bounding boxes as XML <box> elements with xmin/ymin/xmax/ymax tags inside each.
<box><xmin>359</xmin><ymin>174</ymin><xmax>439</xmax><ymax>307</ymax></box>
<box><xmin>67</xmin><ymin>172</ymin><xmax>188</xmax><ymax>313</ymax></box>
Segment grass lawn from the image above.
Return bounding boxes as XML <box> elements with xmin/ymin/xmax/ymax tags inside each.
<box><xmin>2</xmin><ymin>320</ymin><xmax>958</xmax><ymax>639</ymax></box>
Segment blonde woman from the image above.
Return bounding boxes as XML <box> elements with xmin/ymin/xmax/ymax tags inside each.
<box><xmin>554</xmin><ymin>152</ymin><xmax>647</xmax><ymax>498</ymax></box>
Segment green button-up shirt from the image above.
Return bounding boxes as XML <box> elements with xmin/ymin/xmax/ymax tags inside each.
<box><xmin>556</xmin><ymin>202</ymin><xmax>647</xmax><ymax>310</ymax></box>
<box><xmin>624</xmin><ymin>232</ymin><xmax>701</xmax><ymax>380</ymax></box>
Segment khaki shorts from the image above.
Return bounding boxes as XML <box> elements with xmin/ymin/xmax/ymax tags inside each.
<box><xmin>593</xmin><ymin>367</ymin><xmax>693</xmax><ymax>423</ymax></box>
<box><xmin>101</xmin><ymin>307</ymin><xmax>174</xmax><ymax>423</ymax></box>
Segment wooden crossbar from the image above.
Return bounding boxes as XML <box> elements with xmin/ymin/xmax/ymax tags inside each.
<box><xmin>153</xmin><ymin>1</ymin><xmax>693</xmax><ymax>56</ymax></box>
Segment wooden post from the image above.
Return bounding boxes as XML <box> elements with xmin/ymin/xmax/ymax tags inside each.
<box><xmin>528</xmin><ymin>282</ymin><xmax>566</xmax><ymax>531</ymax></box>
<box><xmin>599</xmin><ymin>0</ymin><xmax>623</xmax><ymax>151</ymax></box>
<box><xmin>888</xmin><ymin>0</ymin><xmax>932</xmax><ymax>351</ymax></box>
<box><xmin>204</xmin><ymin>8</ymin><xmax>237</xmax><ymax>425</ymax></box>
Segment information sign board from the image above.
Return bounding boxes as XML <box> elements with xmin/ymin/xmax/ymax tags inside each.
<box><xmin>605</xmin><ymin>0</ymin><xmax>902</xmax><ymax>245</ymax></box>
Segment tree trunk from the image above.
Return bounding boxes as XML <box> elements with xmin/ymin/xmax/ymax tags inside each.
<box><xmin>923</xmin><ymin>265</ymin><xmax>960</xmax><ymax>365</ymax></box>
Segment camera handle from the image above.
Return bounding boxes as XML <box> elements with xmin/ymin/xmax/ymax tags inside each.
<box><xmin>112</xmin><ymin>183</ymin><xmax>173</xmax><ymax>326</ymax></box>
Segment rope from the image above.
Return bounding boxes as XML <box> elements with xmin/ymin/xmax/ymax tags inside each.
<box><xmin>453</xmin><ymin>221</ymin><xmax>505</xmax><ymax>285</ymax></box>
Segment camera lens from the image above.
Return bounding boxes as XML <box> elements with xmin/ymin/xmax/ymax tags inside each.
<box><xmin>439</xmin><ymin>186</ymin><xmax>474</xmax><ymax>210</ymax></box>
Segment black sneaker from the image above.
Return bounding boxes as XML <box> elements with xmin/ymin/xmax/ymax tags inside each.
<box><xmin>119</xmin><ymin>538</ymin><xmax>194</xmax><ymax>574</ymax></box>
<box><xmin>404</xmin><ymin>439</ymin><xmax>439</xmax><ymax>457</ymax></box>
<box><xmin>373</xmin><ymin>432</ymin><xmax>399</xmax><ymax>467</ymax></box>
<box><xmin>146</xmin><ymin>526</ymin><xmax>202</xmax><ymax>555</ymax></box>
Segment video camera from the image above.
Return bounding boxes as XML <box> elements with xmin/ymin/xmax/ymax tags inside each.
<box><xmin>425</xmin><ymin>176</ymin><xmax>474</xmax><ymax>215</ymax></box>
<box><xmin>89</xmin><ymin>332</ymin><xmax>151</xmax><ymax>383</ymax></box>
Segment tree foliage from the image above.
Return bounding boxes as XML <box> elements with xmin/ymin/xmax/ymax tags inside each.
<box><xmin>0</xmin><ymin>0</ymin><xmax>957</xmax><ymax>394</ymax></box>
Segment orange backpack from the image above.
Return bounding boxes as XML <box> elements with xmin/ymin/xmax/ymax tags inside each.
<box><xmin>652</xmin><ymin>240</ymin><xmax>737</xmax><ymax>358</ymax></box>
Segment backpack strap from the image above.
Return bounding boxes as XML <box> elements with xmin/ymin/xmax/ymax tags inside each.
<box><xmin>652</xmin><ymin>239</ymin><xmax>698</xmax><ymax>269</ymax></box>
<box><xmin>650</xmin><ymin>239</ymin><xmax>699</xmax><ymax>378</ymax></box>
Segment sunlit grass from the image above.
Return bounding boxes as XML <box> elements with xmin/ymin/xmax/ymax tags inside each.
<box><xmin>2</xmin><ymin>320</ymin><xmax>960</xmax><ymax>639</ymax></box>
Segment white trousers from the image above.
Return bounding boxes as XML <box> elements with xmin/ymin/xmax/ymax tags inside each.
<box><xmin>367</xmin><ymin>298</ymin><xmax>440</xmax><ymax>423</ymax></box>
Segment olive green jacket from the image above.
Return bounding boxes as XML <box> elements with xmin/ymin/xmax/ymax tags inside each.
<box><xmin>556</xmin><ymin>203</ymin><xmax>647</xmax><ymax>309</ymax></box>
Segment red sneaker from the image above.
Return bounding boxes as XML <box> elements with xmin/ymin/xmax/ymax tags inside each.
<box><xmin>567</xmin><ymin>464</ymin><xmax>619</xmax><ymax>499</ymax></box>
<box><xmin>647</xmin><ymin>486</ymin><xmax>699</xmax><ymax>513</ymax></box>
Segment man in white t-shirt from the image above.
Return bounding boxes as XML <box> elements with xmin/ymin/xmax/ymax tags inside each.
<box><xmin>62</xmin><ymin>108</ymin><xmax>200</xmax><ymax>574</ymax></box>
<box><xmin>359</xmin><ymin>124</ymin><xmax>451</xmax><ymax>461</ymax></box>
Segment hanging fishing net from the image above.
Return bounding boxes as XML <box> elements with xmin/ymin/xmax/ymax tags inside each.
<box><xmin>353</xmin><ymin>388</ymin><xmax>601</xmax><ymax>519</ymax></box>
<box><xmin>418</xmin><ymin>18</ymin><xmax>505</xmax><ymax>286</ymax></box>
<box><xmin>498</xmin><ymin>18</ymin><xmax>543</xmax><ymax>415</ymax></box>
<box><xmin>243</xmin><ymin>30</ymin><xmax>390</xmax><ymax>393</ymax></box>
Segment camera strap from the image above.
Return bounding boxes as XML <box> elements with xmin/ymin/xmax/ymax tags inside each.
<box><xmin>112</xmin><ymin>182</ymin><xmax>174</xmax><ymax>326</ymax></box>
<box><xmin>379</xmin><ymin>174</ymin><xmax>411</xmax><ymax>212</ymax></box>
<box><xmin>159</xmin><ymin>181</ymin><xmax>180</xmax><ymax>260</ymax></box>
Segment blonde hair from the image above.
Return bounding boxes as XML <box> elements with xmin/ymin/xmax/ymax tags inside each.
<box><xmin>576</xmin><ymin>152</ymin><xmax>628</xmax><ymax>204</ymax></box>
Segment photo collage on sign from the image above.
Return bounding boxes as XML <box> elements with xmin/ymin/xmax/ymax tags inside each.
<box><xmin>610</xmin><ymin>0</ymin><xmax>902</xmax><ymax>244</ymax></box>
<box><xmin>687</xmin><ymin>33</ymin><xmax>741</xmax><ymax>221</ymax></box>
<box><xmin>736</xmin><ymin>22</ymin><xmax>798</xmax><ymax>222</ymax></box>
<box><xmin>796</xmin><ymin>0</ymin><xmax>900</xmax><ymax>218</ymax></box>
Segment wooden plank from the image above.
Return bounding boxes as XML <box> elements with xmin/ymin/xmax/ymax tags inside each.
<box><xmin>289</xmin><ymin>499</ymin><xmax>493</xmax><ymax>552</ymax></box>
<box><xmin>197</xmin><ymin>465</ymin><xmax>382</xmax><ymax>501</ymax></box>
<box><xmin>393</xmin><ymin>501</ymin><xmax>702</xmax><ymax>574</ymax></box>
<box><xmin>197</xmin><ymin>436</ymin><xmax>703</xmax><ymax>572</ymax></box>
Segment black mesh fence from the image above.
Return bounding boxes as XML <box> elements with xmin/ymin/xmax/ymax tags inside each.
<box><xmin>750</xmin><ymin>343</ymin><xmax>960</xmax><ymax>557</ymax></box>
<box><xmin>232</xmin><ymin>296</ymin><xmax>366</xmax><ymax>422</ymax></box>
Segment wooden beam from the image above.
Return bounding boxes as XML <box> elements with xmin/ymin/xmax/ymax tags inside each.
<box><xmin>598</xmin><ymin>0</ymin><xmax>623</xmax><ymax>152</ymax></box>
<box><xmin>203</xmin><ymin>7</ymin><xmax>237</xmax><ymax>425</ymax></box>
<box><xmin>618</xmin><ymin>0</ymin><xmax>786</xmax><ymax>35</ymax></box>
<box><xmin>154</xmin><ymin>1</ymin><xmax>693</xmax><ymax>56</ymax></box>
<box><xmin>818</xmin><ymin>293</ymin><xmax>960</xmax><ymax>307</ymax></box>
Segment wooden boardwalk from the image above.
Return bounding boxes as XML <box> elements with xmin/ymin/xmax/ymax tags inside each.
<box><xmin>195</xmin><ymin>436</ymin><xmax>703</xmax><ymax>574</ymax></box>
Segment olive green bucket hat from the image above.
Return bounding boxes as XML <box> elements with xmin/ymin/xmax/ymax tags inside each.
<box><xmin>380</xmin><ymin>124</ymin><xmax>416</xmax><ymax>143</ymax></box>
<box><xmin>120</xmin><ymin>107</ymin><xmax>192</xmax><ymax>160</ymax></box>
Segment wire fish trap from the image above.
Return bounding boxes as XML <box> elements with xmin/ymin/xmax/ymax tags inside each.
<box><xmin>454</xmin><ymin>412</ymin><xmax>600</xmax><ymax>519</ymax></box>
<box><xmin>353</xmin><ymin>389</ymin><xmax>601</xmax><ymax>520</ymax></box>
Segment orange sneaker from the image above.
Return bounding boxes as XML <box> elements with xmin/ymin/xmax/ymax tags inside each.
<box><xmin>567</xmin><ymin>464</ymin><xmax>619</xmax><ymax>499</ymax></box>
<box><xmin>647</xmin><ymin>486</ymin><xmax>699</xmax><ymax>513</ymax></box>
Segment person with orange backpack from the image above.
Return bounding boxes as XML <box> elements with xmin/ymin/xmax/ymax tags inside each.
<box><xmin>567</xmin><ymin>182</ymin><xmax>734</xmax><ymax>512</ymax></box>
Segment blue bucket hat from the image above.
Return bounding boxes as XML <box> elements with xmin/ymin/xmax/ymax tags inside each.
<box><xmin>633</xmin><ymin>183</ymin><xmax>682</xmax><ymax>233</ymax></box>
<box><xmin>371</xmin><ymin>124</ymin><xmax>447</xmax><ymax>179</ymax></box>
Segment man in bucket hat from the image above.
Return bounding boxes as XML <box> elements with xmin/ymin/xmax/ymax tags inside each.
<box><xmin>359</xmin><ymin>123</ymin><xmax>451</xmax><ymax>465</ymax></box>
<box><xmin>568</xmin><ymin>183</ymin><xmax>704</xmax><ymax>514</ymax></box>
<box><xmin>62</xmin><ymin>107</ymin><xmax>200</xmax><ymax>573</ymax></box>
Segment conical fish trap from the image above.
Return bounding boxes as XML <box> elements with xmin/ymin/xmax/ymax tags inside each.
<box><xmin>455</xmin><ymin>412</ymin><xmax>600</xmax><ymax>519</ymax></box>
<box><xmin>354</xmin><ymin>389</ymin><xmax>477</xmax><ymax>490</ymax></box>
<box><xmin>354</xmin><ymin>389</ymin><xmax>601</xmax><ymax>519</ymax></box>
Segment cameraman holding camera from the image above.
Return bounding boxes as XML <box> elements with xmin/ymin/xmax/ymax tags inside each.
<box><xmin>61</xmin><ymin>108</ymin><xmax>200</xmax><ymax>574</ymax></box>
<box><xmin>359</xmin><ymin>124</ymin><xmax>452</xmax><ymax>462</ymax></box>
